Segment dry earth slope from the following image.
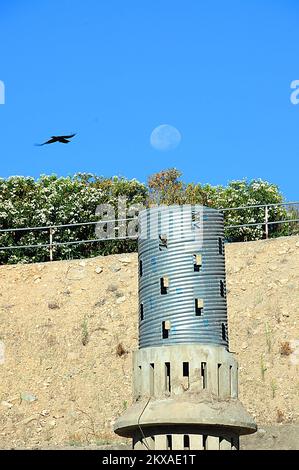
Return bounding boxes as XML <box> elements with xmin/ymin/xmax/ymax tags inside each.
<box><xmin>0</xmin><ymin>235</ymin><xmax>298</xmax><ymax>449</ymax></box>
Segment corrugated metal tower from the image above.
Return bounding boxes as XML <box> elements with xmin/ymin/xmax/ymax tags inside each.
<box><xmin>114</xmin><ymin>205</ymin><xmax>256</xmax><ymax>450</ymax></box>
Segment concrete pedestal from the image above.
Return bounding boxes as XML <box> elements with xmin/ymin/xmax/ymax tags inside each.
<box><xmin>114</xmin><ymin>344</ymin><xmax>256</xmax><ymax>450</ymax></box>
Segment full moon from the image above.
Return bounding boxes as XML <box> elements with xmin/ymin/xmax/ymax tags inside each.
<box><xmin>150</xmin><ymin>124</ymin><xmax>181</xmax><ymax>151</ymax></box>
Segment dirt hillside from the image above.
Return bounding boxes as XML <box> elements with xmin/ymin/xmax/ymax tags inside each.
<box><xmin>0</xmin><ymin>235</ymin><xmax>298</xmax><ymax>449</ymax></box>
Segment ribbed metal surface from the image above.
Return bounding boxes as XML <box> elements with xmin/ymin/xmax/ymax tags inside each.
<box><xmin>138</xmin><ymin>205</ymin><xmax>229</xmax><ymax>349</ymax></box>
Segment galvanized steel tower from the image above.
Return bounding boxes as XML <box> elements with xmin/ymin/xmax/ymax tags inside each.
<box><xmin>114</xmin><ymin>205</ymin><xmax>256</xmax><ymax>450</ymax></box>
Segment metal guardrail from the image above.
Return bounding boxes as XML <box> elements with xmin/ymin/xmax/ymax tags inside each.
<box><xmin>0</xmin><ymin>218</ymin><xmax>138</xmax><ymax>261</ymax></box>
<box><xmin>0</xmin><ymin>202</ymin><xmax>298</xmax><ymax>261</ymax></box>
<box><xmin>221</xmin><ymin>201</ymin><xmax>299</xmax><ymax>239</ymax></box>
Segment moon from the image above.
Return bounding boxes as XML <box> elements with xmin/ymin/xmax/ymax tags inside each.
<box><xmin>150</xmin><ymin>124</ymin><xmax>181</xmax><ymax>151</ymax></box>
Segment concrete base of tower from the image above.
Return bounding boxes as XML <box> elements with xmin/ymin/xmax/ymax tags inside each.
<box><xmin>114</xmin><ymin>395</ymin><xmax>256</xmax><ymax>449</ymax></box>
<box><xmin>114</xmin><ymin>344</ymin><xmax>257</xmax><ymax>450</ymax></box>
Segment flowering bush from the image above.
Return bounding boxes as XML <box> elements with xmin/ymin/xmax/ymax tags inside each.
<box><xmin>0</xmin><ymin>174</ymin><xmax>146</xmax><ymax>264</ymax></box>
<box><xmin>147</xmin><ymin>169</ymin><xmax>290</xmax><ymax>241</ymax></box>
<box><xmin>209</xmin><ymin>180</ymin><xmax>288</xmax><ymax>241</ymax></box>
<box><xmin>0</xmin><ymin>170</ymin><xmax>293</xmax><ymax>264</ymax></box>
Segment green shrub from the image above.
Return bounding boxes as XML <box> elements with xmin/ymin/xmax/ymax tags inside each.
<box><xmin>0</xmin><ymin>173</ymin><xmax>146</xmax><ymax>264</ymax></box>
<box><xmin>0</xmin><ymin>169</ymin><xmax>295</xmax><ymax>264</ymax></box>
<box><xmin>147</xmin><ymin>169</ymin><xmax>289</xmax><ymax>242</ymax></box>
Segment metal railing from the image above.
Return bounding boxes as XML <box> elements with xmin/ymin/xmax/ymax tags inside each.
<box><xmin>0</xmin><ymin>202</ymin><xmax>298</xmax><ymax>262</ymax></box>
<box><xmin>221</xmin><ymin>201</ymin><xmax>299</xmax><ymax>239</ymax></box>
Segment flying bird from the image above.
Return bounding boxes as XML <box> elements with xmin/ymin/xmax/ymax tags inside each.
<box><xmin>36</xmin><ymin>133</ymin><xmax>76</xmax><ymax>146</ymax></box>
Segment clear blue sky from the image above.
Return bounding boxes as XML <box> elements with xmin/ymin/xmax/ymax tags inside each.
<box><xmin>0</xmin><ymin>0</ymin><xmax>299</xmax><ymax>199</ymax></box>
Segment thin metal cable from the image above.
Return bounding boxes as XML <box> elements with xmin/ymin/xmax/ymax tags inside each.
<box><xmin>137</xmin><ymin>396</ymin><xmax>152</xmax><ymax>451</ymax></box>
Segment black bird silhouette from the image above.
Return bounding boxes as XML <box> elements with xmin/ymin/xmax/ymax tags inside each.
<box><xmin>36</xmin><ymin>133</ymin><xmax>76</xmax><ymax>146</ymax></box>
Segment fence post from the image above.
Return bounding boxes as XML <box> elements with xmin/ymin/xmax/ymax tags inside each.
<box><xmin>49</xmin><ymin>227</ymin><xmax>54</xmax><ymax>261</ymax></box>
<box><xmin>264</xmin><ymin>205</ymin><xmax>269</xmax><ymax>239</ymax></box>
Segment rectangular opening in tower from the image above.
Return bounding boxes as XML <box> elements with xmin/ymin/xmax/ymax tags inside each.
<box><xmin>220</xmin><ymin>280</ymin><xmax>225</xmax><ymax>297</ymax></box>
<box><xmin>201</xmin><ymin>362</ymin><xmax>207</xmax><ymax>389</ymax></box>
<box><xmin>159</xmin><ymin>234</ymin><xmax>168</xmax><ymax>251</ymax></box>
<box><xmin>140</xmin><ymin>303</ymin><xmax>144</xmax><ymax>321</ymax></box>
<box><xmin>217</xmin><ymin>363</ymin><xmax>222</xmax><ymax>396</ymax></box>
<box><xmin>231</xmin><ymin>437</ymin><xmax>239</xmax><ymax>450</ymax></box>
<box><xmin>218</xmin><ymin>237</ymin><xmax>223</xmax><ymax>255</ymax></box>
<box><xmin>150</xmin><ymin>363</ymin><xmax>155</xmax><ymax>395</ymax></box>
<box><xmin>137</xmin><ymin>365</ymin><xmax>142</xmax><ymax>396</ymax></box>
<box><xmin>221</xmin><ymin>323</ymin><xmax>226</xmax><ymax>341</ymax></box>
<box><xmin>193</xmin><ymin>254</ymin><xmax>202</xmax><ymax>272</ymax></box>
<box><xmin>160</xmin><ymin>277</ymin><xmax>169</xmax><ymax>295</ymax></box>
<box><xmin>166</xmin><ymin>435</ymin><xmax>172</xmax><ymax>450</ymax></box>
<box><xmin>183</xmin><ymin>362</ymin><xmax>190</xmax><ymax>389</ymax></box>
<box><xmin>203</xmin><ymin>435</ymin><xmax>207</xmax><ymax>450</ymax></box>
<box><xmin>229</xmin><ymin>365</ymin><xmax>232</xmax><ymax>397</ymax></box>
<box><xmin>195</xmin><ymin>298</ymin><xmax>203</xmax><ymax>316</ymax></box>
<box><xmin>191</xmin><ymin>210</ymin><xmax>200</xmax><ymax>229</ymax></box>
<box><xmin>183</xmin><ymin>435</ymin><xmax>190</xmax><ymax>450</ymax></box>
<box><xmin>165</xmin><ymin>362</ymin><xmax>171</xmax><ymax>392</ymax></box>
<box><xmin>139</xmin><ymin>259</ymin><xmax>143</xmax><ymax>276</ymax></box>
<box><xmin>162</xmin><ymin>321</ymin><xmax>170</xmax><ymax>339</ymax></box>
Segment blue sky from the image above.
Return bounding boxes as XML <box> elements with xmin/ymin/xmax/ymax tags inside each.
<box><xmin>0</xmin><ymin>0</ymin><xmax>299</xmax><ymax>199</ymax></box>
